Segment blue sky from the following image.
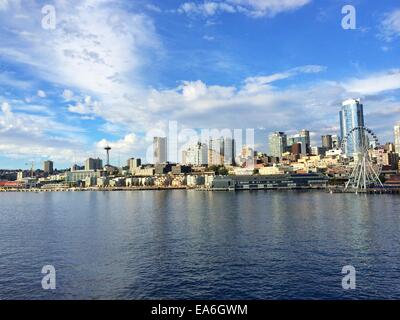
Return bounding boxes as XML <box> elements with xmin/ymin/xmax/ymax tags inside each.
<box><xmin>0</xmin><ymin>0</ymin><xmax>400</xmax><ymax>169</ymax></box>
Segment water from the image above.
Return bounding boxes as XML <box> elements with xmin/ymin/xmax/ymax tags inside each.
<box><xmin>0</xmin><ymin>190</ymin><xmax>400</xmax><ymax>300</ymax></box>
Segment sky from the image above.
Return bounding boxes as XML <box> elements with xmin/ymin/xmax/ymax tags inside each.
<box><xmin>0</xmin><ymin>0</ymin><xmax>399</xmax><ymax>169</ymax></box>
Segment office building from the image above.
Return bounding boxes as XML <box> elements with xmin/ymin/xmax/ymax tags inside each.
<box><xmin>84</xmin><ymin>158</ymin><xmax>103</xmax><ymax>171</ymax></box>
<box><xmin>184</xmin><ymin>143</ymin><xmax>208</xmax><ymax>166</ymax></box>
<box><xmin>153</xmin><ymin>137</ymin><xmax>167</xmax><ymax>164</ymax></box>
<box><xmin>321</xmin><ymin>135</ymin><xmax>333</xmax><ymax>150</ymax></box>
<box><xmin>395</xmin><ymin>124</ymin><xmax>400</xmax><ymax>155</ymax></box>
<box><xmin>269</xmin><ymin>132</ymin><xmax>287</xmax><ymax>158</ymax></box>
<box><xmin>288</xmin><ymin>134</ymin><xmax>308</xmax><ymax>155</ymax></box>
<box><xmin>332</xmin><ymin>135</ymin><xmax>340</xmax><ymax>148</ymax></box>
<box><xmin>128</xmin><ymin>158</ymin><xmax>141</xmax><ymax>171</ymax></box>
<box><xmin>300</xmin><ymin>129</ymin><xmax>310</xmax><ymax>153</ymax></box>
<box><xmin>223</xmin><ymin>137</ymin><xmax>235</xmax><ymax>165</ymax></box>
<box><xmin>339</xmin><ymin>98</ymin><xmax>365</xmax><ymax>156</ymax></box>
<box><xmin>208</xmin><ymin>137</ymin><xmax>235</xmax><ymax>166</ymax></box>
<box><xmin>43</xmin><ymin>160</ymin><xmax>54</xmax><ymax>174</ymax></box>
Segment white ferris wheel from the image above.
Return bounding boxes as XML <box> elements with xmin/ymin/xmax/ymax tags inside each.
<box><xmin>340</xmin><ymin>126</ymin><xmax>383</xmax><ymax>192</ymax></box>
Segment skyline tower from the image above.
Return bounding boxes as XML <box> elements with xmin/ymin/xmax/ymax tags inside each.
<box><xmin>153</xmin><ymin>137</ymin><xmax>167</xmax><ymax>164</ymax></box>
<box><xmin>104</xmin><ymin>145</ymin><xmax>111</xmax><ymax>166</ymax></box>
<box><xmin>395</xmin><ymin>123</ymin><xmax>400</xmax><ymax>155</ymax></box>
<box><xmin>269</xmin><ymin>132</ymin><xmax>287</xmax><ymax>159</ymax></box>
<box><xmin>339</xmin><ymin>98</ymin><xmax>365</xmax><ymax>156</ymax></box>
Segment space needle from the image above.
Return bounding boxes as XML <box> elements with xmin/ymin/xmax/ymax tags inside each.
<box><xmin>104</xmin><ymin>145</ymin><xmax>111</xmax><ymax>166</ymax></box>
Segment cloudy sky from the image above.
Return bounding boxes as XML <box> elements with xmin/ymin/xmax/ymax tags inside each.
<box><xmin>0</xmin><ymin>0</ymin><xmax>399</xmax><ymax>169</ymax></box>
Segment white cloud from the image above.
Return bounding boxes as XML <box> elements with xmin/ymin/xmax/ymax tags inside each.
<box><xmin>146</xmin><ymin>4</ymin><xmax>161</xmax><ymax>13</ymax></box>
<box><xmin>0</xmin><ymin>100</ymin><xmax>87</xmax><ymax>162</ymax></box>
<box><xmin>380</xmin><ymin>9</ymin><xmax>400</xmax><ymax>41</ymax></box>
<box><xmin>37</xmin><ymin>90</ymin><xmax>46</xmax><ymax>98</ymax></box>
<box><xmin>178</xmin><ymin>0</ymin><xmax>310</xmax><ymax>18</ymax></box>
<box><xmin>67</xmin><ymin>95</ymin><xmax>100</xmax><ymax>115</ymax></box>
<box><xmin>203</xmin><ymin>35</ymin><xmax>215</xmax><ymax>41</ymax></box>
<box><xmin>62</xmin><ymin>89</ymin><xmax>74</xmax><ymax>101</ymax></box>
<box><xmin>343</xmin><ymin>69</ymin><xmax>400</xmax><ymax>95</ymax></box>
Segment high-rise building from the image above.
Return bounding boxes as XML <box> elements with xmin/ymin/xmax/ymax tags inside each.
<box><xmin>223</xmin><ymin>137</ymin><xmax>235</xmax><ymax>165</ymax></box>
<box><xmin>394</xmin><ymin>124</ymin><xmax>400</xmax><ymax>154</ymax></box>
<box><xmin>332</xmin><ymin>135</ymin><xmax>340</xmax><ymax>149</ymax></box>
<box><xmin>208</xmin><ymin>137</ymin><xmax>236</xmax><ymax>166</ymax></box>
<box><xmin>43</xmin><ymin>160</ymin><xmax>54</xmax><ymax>174</ymax></box>
<box><xmin>321</xmin><ymin>135</ymin><xmax>333</xmax><ymax>150</ymax></box>
<box><xmin>184</xmin><ymin>142</ymin><xmax>208</xmax><ymax>166</ymax></box>
<box><xmin>127</xmin><ymin>158</ymin><xmax>141</xmax><ymax>170</ymax></box>
<box><xmin>153</xmin><ymin>137</ymin><xmax>167</xmax><ymax>164</ymax></box>
<box><xmin>288</xmin><ymin>134</ymin><xmax>307</xmax><ymax>155</ymax></box>
<box><xmin>339</xmin><ymin>98</ymin><xmax>365</xmax><ymax>156</ymax></box>
<box><xmin>208</xmin><ymin>138</ymin><xmax>223</xmax><ymax>165</ymax></box>
<box><xmin>269</xmin><ymin>132</ymin><xmax>287</xmax><ymax>158</ymax></box>
<box><xmin>85</xmin><ymin>158</ymin><xmax>103</xmax><ymax>171</ymax></box>
<box><xmin>300</xmin><ymin>129</ymin><xmax>310</xmax><ymax>153</ymax></box>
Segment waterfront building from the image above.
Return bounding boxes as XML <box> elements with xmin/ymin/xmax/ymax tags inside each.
<box><xmin>339</xmin><ymin>98</ymin><xmax>365</xmax><ymax>156</ymax></box>
<box><xmin>153</xmin><ymin>137</ymin><xmax>167</xmax><ymax>164</ymax></box>
<box><xmin>66</xmin><ymin>170</ymin><xmax>103</xmax><ymax>183</ymax></box>
<box><xmin>395</xmin><ymin>124</ymin><xmax>400</xmax><ymax>155</ymax></box>
<box><xmin>43</xmin><ymin>160</ymin><xmax>54</xmax><ymax>174</ymax></box>
<box><xmin>269</xmin><ymin>132</ymin><xmax>287</xmax><ymax>158</ymax></box>
<box><xmin>133</xmin><ymin>167</ymin><xmax>155</xmax><ymax>176</ymax></box>
<box><xmin>85</xmin><ymin>158</ymin><xmax>103</xmax><ymax>171</ymax></box>
<box><xmin>171</xmin><ymin>165</ymin><xmax>192</xmax><ymax>175</ymax></box>
<box><xmin>16</xmin><ymin>171</ymin><xmax>25</xmax><ymax>181</ymax></box>
<box><xmin>211</xmin><ymin>173</ymin><xmax>329</xmax><ymax>190</ymax></box>
<box><xmin>155</xmin><ymin>163</ymin><xmax>173</xmax><ymax>175</ymax></box>
<box><xmin>321</xmin><ymin>135</ymin><xmax>333</xmax><ymax>150</ymax></box>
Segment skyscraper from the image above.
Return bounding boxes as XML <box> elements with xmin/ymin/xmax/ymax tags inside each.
<box><xmin>127</xmin><ymin>158</ymin><xmax>141</xmax><ymax>170</ymax></box>
<box><xmin>223</xmin><ymin>137</ymin><xmax>235</xmax><ymax>165</ymax></box>
<box><xmin>208</xmin><ymin>137</ymin><xmax>235</xmax><ymax>166</ymax></box>
<box><xmin>339</xmin><ymin>98</ymin><xmax>365</xmax><ymax>156</ymax></box>
<box><xmin>300</xmin><ymin>129</ymin><xmax>310</xmax><ymax>153</ymax></box>
<box><xmin>153</xmin><ymin>137</ymin><xmax>167</xmax><ymax>164</ymax></box>
<box><xmin>208</xmin><ymin>138</ymin><xmax>224</xmax><ymax>165</ymax></box>
<box><xmin>184</xmin><ymin>142</ymin><xmax>208</xmax><ymax>165</ymax></box>
<box><xmin>85</xmin><ymin>158</ymin><xmax>103</xmax><ymax>171</ymax></box>
<box><xmin>321</xmin><ymin>135</ymin><xmax>333</xmax><ymax>150</ymax></box>
<box><xmin>269</xmin><ymin>132</ymin><xmax>287</xmax><ymax>158</ymax></box>
<box><xmin>43</xmin><ymin>160</ymin><xmax>53</xmax><ymax>174</ymax></box>
<box><xmin>395</xmin><ymin>124</ymin><xmax>400</xmax><ymax>155</ymax></box>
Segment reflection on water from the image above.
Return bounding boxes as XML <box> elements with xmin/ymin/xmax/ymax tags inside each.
<box><xmin>0</xmin><ymin>190</ymin><xmax>400</xmax><ymax>299</ymax></box>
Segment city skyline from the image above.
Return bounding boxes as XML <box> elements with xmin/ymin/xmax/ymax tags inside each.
<box><xmin>0</xmin><ymin>0</ymin><xmax>400</xmax><ymax>169</ymax></box>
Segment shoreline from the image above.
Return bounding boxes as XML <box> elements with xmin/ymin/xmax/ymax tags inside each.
<box><xmin>1</xmin><ymin>186</ymin><xmax>399</xmax><ymax>194</ymax></box>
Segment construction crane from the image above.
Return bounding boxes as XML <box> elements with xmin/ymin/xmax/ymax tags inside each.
<box><xmin>25</xmin><ymin>161</ymin><xmax>35</xmax><ymax>178</ymax></box>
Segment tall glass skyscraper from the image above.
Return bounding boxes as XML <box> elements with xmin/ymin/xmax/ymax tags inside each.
<box><xmin>394</xmin><ymin>124</ymin><xmax>400</xmax><ymax>155</ymax></box>
<box><xmin>269</xmin><ymin>132</ymin><xmax>287</xmax><ymax>158</ymax></box>
<box><xmin>339</xmin><ymin>99</ymin><xmax>365</xmax><ymax>156</ymax></box>
<box><xmin>153</xmin><ymin>137</ymin><xmax>167</xmax><ymax>164</ymax></box>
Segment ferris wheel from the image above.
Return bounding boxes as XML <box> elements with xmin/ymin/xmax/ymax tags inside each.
<box><xmin>340</xmin><ymin>126</ymin><xmax>383</xmax><ymax>192</ymax></box>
